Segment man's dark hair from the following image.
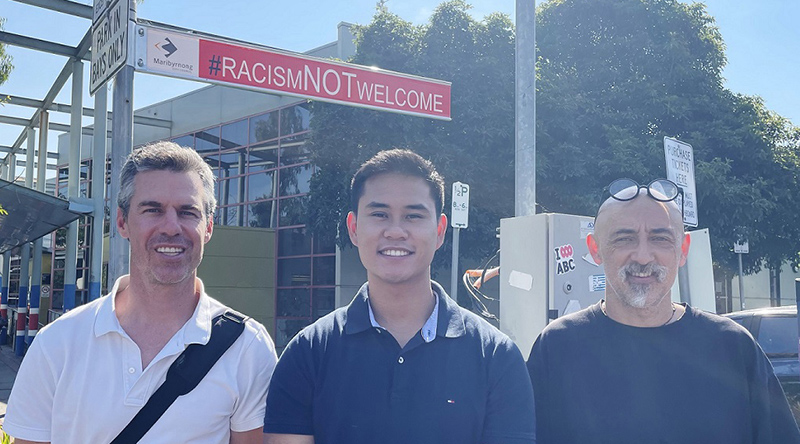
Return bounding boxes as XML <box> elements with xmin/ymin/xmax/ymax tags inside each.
<box><xmin>350</xmin><ymin>149</ymin><xmax>445</xmax><ymax>215</ymax></box>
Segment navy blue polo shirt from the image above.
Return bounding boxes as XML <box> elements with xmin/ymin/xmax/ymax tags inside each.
<box><xmin>264</xmin><ymin>281</ymin><xmax>536</xmax><ymax>444</ymax></box>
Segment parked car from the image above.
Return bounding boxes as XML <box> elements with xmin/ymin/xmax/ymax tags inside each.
<box><xmin>723</xmin><ymin>305</ymin><xmax>799</xmax><ymax>381</ymax></box>
<box><xmin>723</xmin><ymin>305</ymin><xmax>800</xmax><ymax>423</ymax></box>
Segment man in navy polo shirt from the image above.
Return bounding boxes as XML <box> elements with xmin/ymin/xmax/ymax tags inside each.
<box><xmin>263</xmin><ymin>149</ymin><xmax>535</xmax><ymax>444</ymax></box>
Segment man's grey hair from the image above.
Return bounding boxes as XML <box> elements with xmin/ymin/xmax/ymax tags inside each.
<box><xmin>118</xmin><ymin>141</ymin><xmax>217</xmax><ymax>219</ymax></box>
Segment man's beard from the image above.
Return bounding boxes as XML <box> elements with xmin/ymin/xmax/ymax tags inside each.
<box><xmin>615</xmin><ymin>262</ymin><xmax>668</xmax><ymax>308</ymax></box>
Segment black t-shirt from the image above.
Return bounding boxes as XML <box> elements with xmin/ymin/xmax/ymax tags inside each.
<box><xmin>527</xmin><ymin>301</ymin><xmax>800</xmax><ymax>444</ymax></box>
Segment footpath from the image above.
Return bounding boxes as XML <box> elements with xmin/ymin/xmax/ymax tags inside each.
<box><xmin>0</xmin><ymin>344</ymin><xmax>22</xmax><ymax>419</ymax></box>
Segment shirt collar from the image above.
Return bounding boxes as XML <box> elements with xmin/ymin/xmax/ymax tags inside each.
<box><xmin>368</xmin><ymin>290</ymin><xmax>439</xmax><ymax>343</ymax></box>
<box><xmin>93</xmin><ymin>275</ymin><xmax>214</xmax><ymax>346</ymax></box>
<box><xmin>345</xmin><ymin>281</ymin><xmax>466</xmax><ymax>340</ymax></box>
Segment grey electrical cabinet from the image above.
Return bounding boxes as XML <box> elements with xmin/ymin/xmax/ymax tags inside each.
<box><xmin>499</xmin><ymin>213</ymin><xmax>604</xmax><ymax>358</ymax></box>
<box><xmin>499</xmin><ymin>213</ymin><xmax>715</xmax><ymax>359</ymax></box>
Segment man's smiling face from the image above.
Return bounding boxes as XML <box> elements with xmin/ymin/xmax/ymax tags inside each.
<box><xmin>589</xmin><ymin>194</ymin><xmax>689</xmax><ymax>309</ymax></box>
<box><xmin>347</xmin><ymin>173</ymin><xmax>446</xmax><ymax>289</ymax></box>
<box><xmin>117</xmin><ymin>170</ymin><xmax>213</xmax><ymax>287</ymax></box>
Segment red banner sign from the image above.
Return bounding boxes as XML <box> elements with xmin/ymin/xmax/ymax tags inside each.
<box><xmin>141</xmin><ymin>26</ymin><xmax>451</xmax><ymax>120</ymax></box>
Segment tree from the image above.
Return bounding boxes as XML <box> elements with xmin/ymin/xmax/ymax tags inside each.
<box><xmin>307</xmin><ymin>0</ymin><xmax>800</xmax><ymax>291</ymax></box>
<box><xmin>534</xmin><ymin>0</ymin><xmax>800</xmax><ymax>274</ymax></box>
<box><xmin>0</xmin><ymin>18</ymin><xmax>13</xmax><ymax>88</ymax></box>
<box><xmin>307</xmin><ymin>1</ymin><xmax>516</xmax><ymax>279</ymax></box>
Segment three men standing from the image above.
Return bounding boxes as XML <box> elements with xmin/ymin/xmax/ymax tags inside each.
<box><xmin>5</xmin><ymin>142</ymin><xmax>277</xmax><ymax>443</ymax></box>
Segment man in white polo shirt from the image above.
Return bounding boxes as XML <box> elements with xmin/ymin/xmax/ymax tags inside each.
<box><xmin>5</xmin><ymin>142</ymin><xmax>277</xmax><ymax>443</ymax></box>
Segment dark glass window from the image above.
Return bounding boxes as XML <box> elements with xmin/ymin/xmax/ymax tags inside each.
<box><xmin>313</xmin><ymin>288</ymin><xmax>336</xmax><ymax>320</ymax></box>
<box><xmin>195</xmin><ymin>127</ymin><xmax>220</xmax><ymax>156</ymax></box>
<box><xmin>204</xmin><ymin>154</ymin><xmax>221</xmax><ymax>175</ymax></box>
<box><xmin>219</xmin><ymin>205</ymin><xmax>243</xmax><ymax>227</ymax></box>
<box><xmin>313</xmin><ymin>256</ymin><xmax>335</xmax><ymax>286</ymax></box>
<box><xmin>171</xmin><ymin>134</ymin><xmax>194</xmax><ymax>149</ymax></box>
<box><xmin>248</xmin><ymin>146</ymin><xmax>279</xmax><ymax>173</ymax></box>
<box><xmin>218</xmin><ymin>177</ymin><xmax>241</xmax><ymax>207</ymax></box>
<box><xmin>279</xmin><ymin>196</ymin><xmax>309</xmax><ymax>226</ymax></box>
<box><xmin>248</xmin><ymin>170</ymin><xmax>276</xmax><ymax>202</ymax></box>
<box><xmin>279</xmin><ymin>164</ymin><xmax>314</xmax><ymax>196</ymax></box>
<box><xmin>278</xmin><ymin>228</ymin><xmax>311</xmax><ymax>257</ymax></box>
<box><xmin>248</xmin><ymin>201</ymin><xmax>277</xmax><ymax>228</ymax></box>
<box><xmin>758</xmin><ymin>316</ymin><xmax>798</xmax><ymax>355</ymax></box>
<box><xmin>277</xmin><ymin>288</ymin><xmax>311</xmax><ymax>317</ymax></box>
<box><xmin>278</xmin><ymin>257</ymin><xmax>311</xmax><ymax>287</ymax></box>
<box><xmin>221</xmin><ymin>119</ymin><xmax>248</xmax><ymax>150</ymax></box>
<box><xmin>219</xmin><ymin>149</ymin><xmax>246</xmax><ymax>178</ymax></box>
<box><xmin>276</xmin><ymin>319</ymin><xmax>310</xmax><ymax>348</ymax></box>
<box><xmin>313</xmin><ymin>231</ymin><xmax>336</xmax><ymax>254</ymax></box>
<box><xmin>280</xmin><ymin>141</ymin><xmax>311</xmax><ymax>166</ymax></box>
<box><xmin>250</xmin><ymin>111</ymin><xmax>279</xmax><ymax>145</ymax></box>
<box><xmin>280</xmin><ymin>103</ymin><xmax>311</xmax><ymax>136</ymax></box>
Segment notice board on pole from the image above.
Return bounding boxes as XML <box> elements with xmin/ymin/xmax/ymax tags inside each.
<box><xmin>664</xmin><ymin>137</ymin><xmax>698</xmax><ymax>227</ymax></box>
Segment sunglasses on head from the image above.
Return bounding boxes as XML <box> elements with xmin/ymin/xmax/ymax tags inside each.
<box><xmin>598</xmin><ymin>178</ymin><xmax>684</xmax><ymax>222</ymax></box>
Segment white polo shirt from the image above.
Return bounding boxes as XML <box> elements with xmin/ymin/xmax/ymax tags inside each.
<box><xmin>4</xmin><ymin>276</ymin><xmax>278</xmax><ymax>444</ymax></box>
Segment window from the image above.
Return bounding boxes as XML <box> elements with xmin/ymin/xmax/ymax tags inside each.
<box><xmin>195</xmin><ymin>127</ymin><xmax>220</xmax><ymax>156</ymax></box>
<box><xmin>160</xmin><ymin>102</ymin><xmax>331</xmax><ymax>350</ymax></box>
<box><xmin>250</xmin><ymin>111</ymin><xmax>279</xmax><ymax>145</ymax></box>
<box><xmin>757</xmin><ymin>316</ymin><xmax>798</xmax><ymax>356</ymax></box>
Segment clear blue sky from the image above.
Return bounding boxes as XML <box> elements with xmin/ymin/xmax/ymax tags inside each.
<box><xmin>0</xmin><ymin>0</ymin><xmax>797</xmax><ymax>159</ymax></box>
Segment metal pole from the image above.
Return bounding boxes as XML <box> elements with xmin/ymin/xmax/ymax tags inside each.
<box><xmin>0</xmin><ymin>250</ymin><xmax>7</xmax><ymax>346</ymax></box>
<box><xmin>109</xmin><ymin>0</ymin><xmax>136</xmax><ymax>285</ymax></box>
<box><xmin>65</xmin><ymin>59</ymin><xmax>83</xmax><ymax>312</ymax></box>
<box><xmin>29</xmin><ymin>111</ymin><xmax>49</xmax><ymax>343</ymax></box>
<box><xmin>90</xmin><ymin>86</ymin><xmax>108</xmax><ymax>301</ymax></box>
<box><xmin>0</xmin><ymin>156</ymin><xmax>12</xmax><ymax>346</ymax></box>
<box><xmin>0</xmin><ymin>162</ymin><xmax>5</xmax><ymax>344</ymax></box>
<box><xmin>738</xmin><ymin>252</ymin><xmax>745</xmax><ymax>310</ymax></box>
<box><xmin>678</xmin><ymin>265</ymin><xmax>691</xmax><ymax>305</ymax></box>
<box><xmin>13</xmin><ymin>130</ymin><xmax>36</xmax><ymax>355</ymax></box>
<box><xmin>450</xmin><ymin>227</ymin><xmax>460</xmax><ymax>303</ymax></box>
<box><xmin>515</xmin><ymin>0</ymin><xmax>536</xmax><ymax>216</ymax></box>
<box><xmin>795</xmin><ymin>278</ymin><xmax>800</xmax><ymax>382</ymax></box>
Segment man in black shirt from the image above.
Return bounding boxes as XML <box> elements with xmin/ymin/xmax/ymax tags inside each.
<box><xmin>527</xmin><ymin>178</ymin><xmax>800</xmax><ymax>443</ymax></box>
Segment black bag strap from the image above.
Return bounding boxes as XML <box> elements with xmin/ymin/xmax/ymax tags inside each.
<box><xmin>110</xmin><ymin>310</ymin><xmax>247</xmax><ymax>444</ymax></box>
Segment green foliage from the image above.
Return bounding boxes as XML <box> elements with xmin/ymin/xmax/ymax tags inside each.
<box><xmin>308</xmin><ymin>0</ymin><xmax>800</xmax><ymax>280</ymax></box>
<box><xmin>0</xmin><ymin>18</ymin><xmax>14</xmax><ymax>88</ymax></box>
<box><xmin>535</xmin><ymin>0</ymin><xmax>800</xmax><ymax>274</ymax></box>
<box><xmin>307</xmin><ymin>1</ymin><xmax>515</xmax><ymax>273</ymax></box>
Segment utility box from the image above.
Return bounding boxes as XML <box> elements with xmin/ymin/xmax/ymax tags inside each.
<box><xmin>499</xmin><ymin>213</ymin><xmax>715</xmax><ymax>359</ymax></box>
<box><xmin>499</xmin><ymin>213</ymin><xmax>600</xmax><ymax>357</ymax></box>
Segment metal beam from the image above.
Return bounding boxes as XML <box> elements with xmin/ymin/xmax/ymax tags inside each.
<box><xmin>0</xmin><ymin>116</ymin><xmax>32</xmax><ymax>127</ymax></box>
<box><xmin>11</xmin><ymin>0</ymin><xmax>93</xmax><ymax>19</ymax></box>
<box><xmin>0</xmin><ymin>146</ymin><xmax>58</xmax><ymax>160</ymax></box>
<box><xmin>47</xmin><ymin>121</ymin><xmax>113</xmax><ymax>137</ymax></box>
<box><xmin>14</xmin><ymin>159</ymin><xmax>57</xmax><ymax>170</ymax></box>
<box><xmin>1</xmin><ymin>115</ymin><xmax>113</xmax><ymax>136</ymax></box>
<box><xmin>1</xmin><ymin>94</ymin><xmax>172</xmax><ymax>128</ymax></box>
<box><xmin>2</xmin><ymin>29</ymin><xmax>92</xmax><ymax>166</ymax></box>
<box><xmin>0</xmin><ymin>31</ymin><xmax>90</xmax><ymax>61</ymax></box>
